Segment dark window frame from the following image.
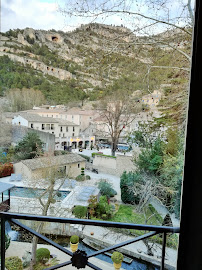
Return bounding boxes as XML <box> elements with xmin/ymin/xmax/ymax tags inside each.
<box><xmin>177</xmin><ymin>1</ymin><xmax>202</xmax><ymax>269</ymax></box>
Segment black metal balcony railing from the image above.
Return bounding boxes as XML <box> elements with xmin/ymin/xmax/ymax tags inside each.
<box><xmin>0</xmin><ymin>212</ymin><xmax>180</xmax><ymax>270</ymax></box>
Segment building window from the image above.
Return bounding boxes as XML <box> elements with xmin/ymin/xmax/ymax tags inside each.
<box><xmin>63</xmin><ymin>133</ymin><xmax>65</xmax><ymax>138</ymax></box>
<box><xmin>31</xmin><ymin>123</ymin><xmax>33</xmax><ymax>128</ymax></box>
<box><xmin>52</xmin><ymin>132</ymin><xmax>54</xmax><ymax>134</ymax></box>
<box><xmin>78</xmin><ymin>163</ymin><xmax>80</xmax><ymax>168</ymax></box>
<box><xmin>60</xmin><ymin>127</ymin><xmax>63</xmax><ymax>132</ymax></box>
<box><xmin>42</xmin><ymin>124</ymin><xmax>44</xmax><ymax>130</ymax></box>
<box><xmin>66</xmin><ymin>127</ymin><xmax>68</xmax><ymax>132</ymax></box>
<box><xmin>72</xmin><ymin>133</ymin><xmax>74</xmax><ymax>137</ymax></box>
<box><xmin>73</xmin><ymin>127</ymin><xmax>75</xmax><ymax>132</ymax></box>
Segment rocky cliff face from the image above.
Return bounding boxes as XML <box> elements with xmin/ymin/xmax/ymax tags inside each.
<box><xmin>0</xmin><ymin>50</ymin><xmax>72</xmax><ymax>81</ymax></box>
<box><xmin>0</xmin><ymin>24</ymin><xmax>191</xmax><ymax>125</ymax></box>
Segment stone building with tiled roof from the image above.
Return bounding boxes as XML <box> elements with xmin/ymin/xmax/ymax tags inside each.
<box><xmin>11</xmin><ymin>113</ymin><xmax>81</xmax><ymax>151</ymax></box>
<box><xmin>13</xmin><ymin>154</ymin><xmax>86</xmax><ymax>180</ymax></box>
<box><xmin>4</xmin><ymin>111</ymin><xmax>95</xmax><ymax>150</ymax></box>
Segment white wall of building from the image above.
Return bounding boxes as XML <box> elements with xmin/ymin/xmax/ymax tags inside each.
<box><xmin>12</xmin><ymin>115</ymin><xmax>28</xmax><ymax>127</ymax></box>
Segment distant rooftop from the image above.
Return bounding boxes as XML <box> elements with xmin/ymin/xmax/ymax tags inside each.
<box><xmin>14</xmin><ymin>113</ymin><xmax>58</xmax><ymax>123</ymax></box>
<box><xmin>57</xmin><ymin>119</ymin><xmax>79</xmax><ymax>126</ymax></box>
<box><xmin>9</xmin><ymin>112</ymin><xmax>79</xmax><ymax>125</ymax></box>
<box><xmin>21</xmin><ymin>154</ymin><xmax>86</xmax><ymax>170</ymax></box>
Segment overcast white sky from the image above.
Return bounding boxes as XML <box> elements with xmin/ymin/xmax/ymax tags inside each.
<box><xmin>1</xmin><ymin>0</ymin><xmax>74</xmax><ymax>32</ymax></box>
<box><xmin>1</xmin><ymin>0</ymin><xmax>195</xmax><ymax>33</ymax></box>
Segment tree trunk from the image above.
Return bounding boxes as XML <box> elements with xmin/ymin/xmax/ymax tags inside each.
<box><xmin>143</xmin><ymin>239</ymin><xmax>154</xmax><ymax>256</ymax></box>
<box><xmin>111</xmin><ymin>140</ymin><xmax>117</xmax><ymax>156</ymax></box>
<box><xmin>30</xmin><ymin>195</ymin><xmax>52</xmax><ymax>269</ymax></box>
<box><xmin>30</xmin><ymin>222</ymin><xmax>44</xmax><ymax>269</ymax></box>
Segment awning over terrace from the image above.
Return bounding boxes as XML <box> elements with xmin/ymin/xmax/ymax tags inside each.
<box><xmin>0</xmin><ymin>182</ymin><xmax>15</xmax><ymax>212</ymax></box>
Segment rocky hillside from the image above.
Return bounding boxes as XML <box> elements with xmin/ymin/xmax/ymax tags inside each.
<box><xmin>0</xmin><ymin>23</ymin><xmax>191</xmax><ymax>125</ymax></box>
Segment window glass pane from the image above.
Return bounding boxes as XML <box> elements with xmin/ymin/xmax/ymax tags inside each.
<box><xmin>0</xmin><ymin>1</ymin><xmax>195</xmax><ymax>269</ymax></box>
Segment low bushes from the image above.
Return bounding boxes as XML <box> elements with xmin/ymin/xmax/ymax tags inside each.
<box><xmin>88</xmin><ymin>195</ymin><xmax>113</xmax><ymax>219</ymax></box>
<box><xmin>120</xmin><ymin>171</ymin><xmax>141</xmax><ymax>204</ymax></box>
<box><xmin>96</xmin><ymin>195</ymin><xmax>113</xmax><ymax>219</ymax></box>
<box><xmin>5</xmin><ymin>256</ymin><xmax>23</xmax><ymax>270</ymax></box>
<box><xmin>0</xmin><ymin>163</ymin><xmax>14</xmax><ymax>178</ymax></box>
<box><xmin>92</xmin><ymin>152</ymin><xmax>116</xmax><ymax>158</ymax></box>
<box><xmin>75</xmin><ymin>174</ymin><xmax>91</xmax><ymax>181</ymax></box>
<box><xmin>73</xmin><ymin>205</ymin><xmax>88</xmax><ymax>218</ymax></box>
<box><xmin>98</xmin><ymin>180</ymin><xmax>117</xmax><ymax>198</ymax></box>
<box><xmin>36</xmin><ymin>248</ymin><xmax>50</xmax><ymax>264</ymax></box>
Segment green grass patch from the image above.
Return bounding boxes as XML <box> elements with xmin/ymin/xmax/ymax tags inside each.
<box><xmin>92</xmin><ymin>152</ymin><xmax>116</xmax><ymax>158</ymax></box>
<box><xmin>109</xmin><ymin>204</ymin><xmax>178</xmax><ymax>249</ymax></box>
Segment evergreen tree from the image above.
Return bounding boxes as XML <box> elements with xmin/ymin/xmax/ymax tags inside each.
<box><xmin>15</xmin><ymin>133</ymin><xmax>43</xmax><ymax>160</ymax></box>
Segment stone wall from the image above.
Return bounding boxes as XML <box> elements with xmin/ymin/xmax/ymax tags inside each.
<box><xmin>13</xmin><ymin>160</ymin><xmax>86</xmax><ymax>180</ymax></box>
<box><xmin>93</xmin><ymin>155</ymin><xmax>116</xmax><ymax>169</ymax></box>
<box><xmin>93</xmin><ymin>154</ymin><xmax>136</xmax><ymax>176</ymax></box>
<box><xmin>12</xmin><ymin>125</ymin><xmax>55</xmax><ymax>152</ymax></box>
<box><xmin>116</xmin><ymin>155</ymin><xmax>136</xmax><ymax>175</ymax></box>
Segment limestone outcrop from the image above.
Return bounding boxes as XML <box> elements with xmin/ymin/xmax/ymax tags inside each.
<box><xmin>0</xmin><ymin>52</ymin><xmax>72</xmax><ymax>81</ymax></box>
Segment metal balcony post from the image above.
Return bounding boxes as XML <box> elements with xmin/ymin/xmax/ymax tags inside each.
<box><xmin>160</xmin><ymin>232</ymin><xmax>167</xmax><ymax>270</ymax></box>
<box><xmin>1</xmin><ymin>216</ymin><xmax>5</xmax><ymax>270</ymax></box>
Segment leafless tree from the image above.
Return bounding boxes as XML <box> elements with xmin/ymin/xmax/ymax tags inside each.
<box><xmin>59</xmin><ymin>0</ymin><xmax>194</xmax><ymax>60</ymax></box>
<box><xmin>95</xmin><ymin>90</ymin><xmax>141</xmax><ymax>155</ymax></box>
<box><xmin>29</xmin><ymin>153</ymin><xmax>65</xmax><ymax>268</ymax></box>
<box><xmin>127</xmin><ymin>172</ymin><xmax>175</xmax><ymax>213</ymax></box>
<box><xmin>0</xmin><ymin>109</ymin><xmax>12</xmax><ymax>147</ymax></box>
<box><xmin>6</xmin><ymin>88</ymin><xmax>46</xmax><ymax>112</ymax></box>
